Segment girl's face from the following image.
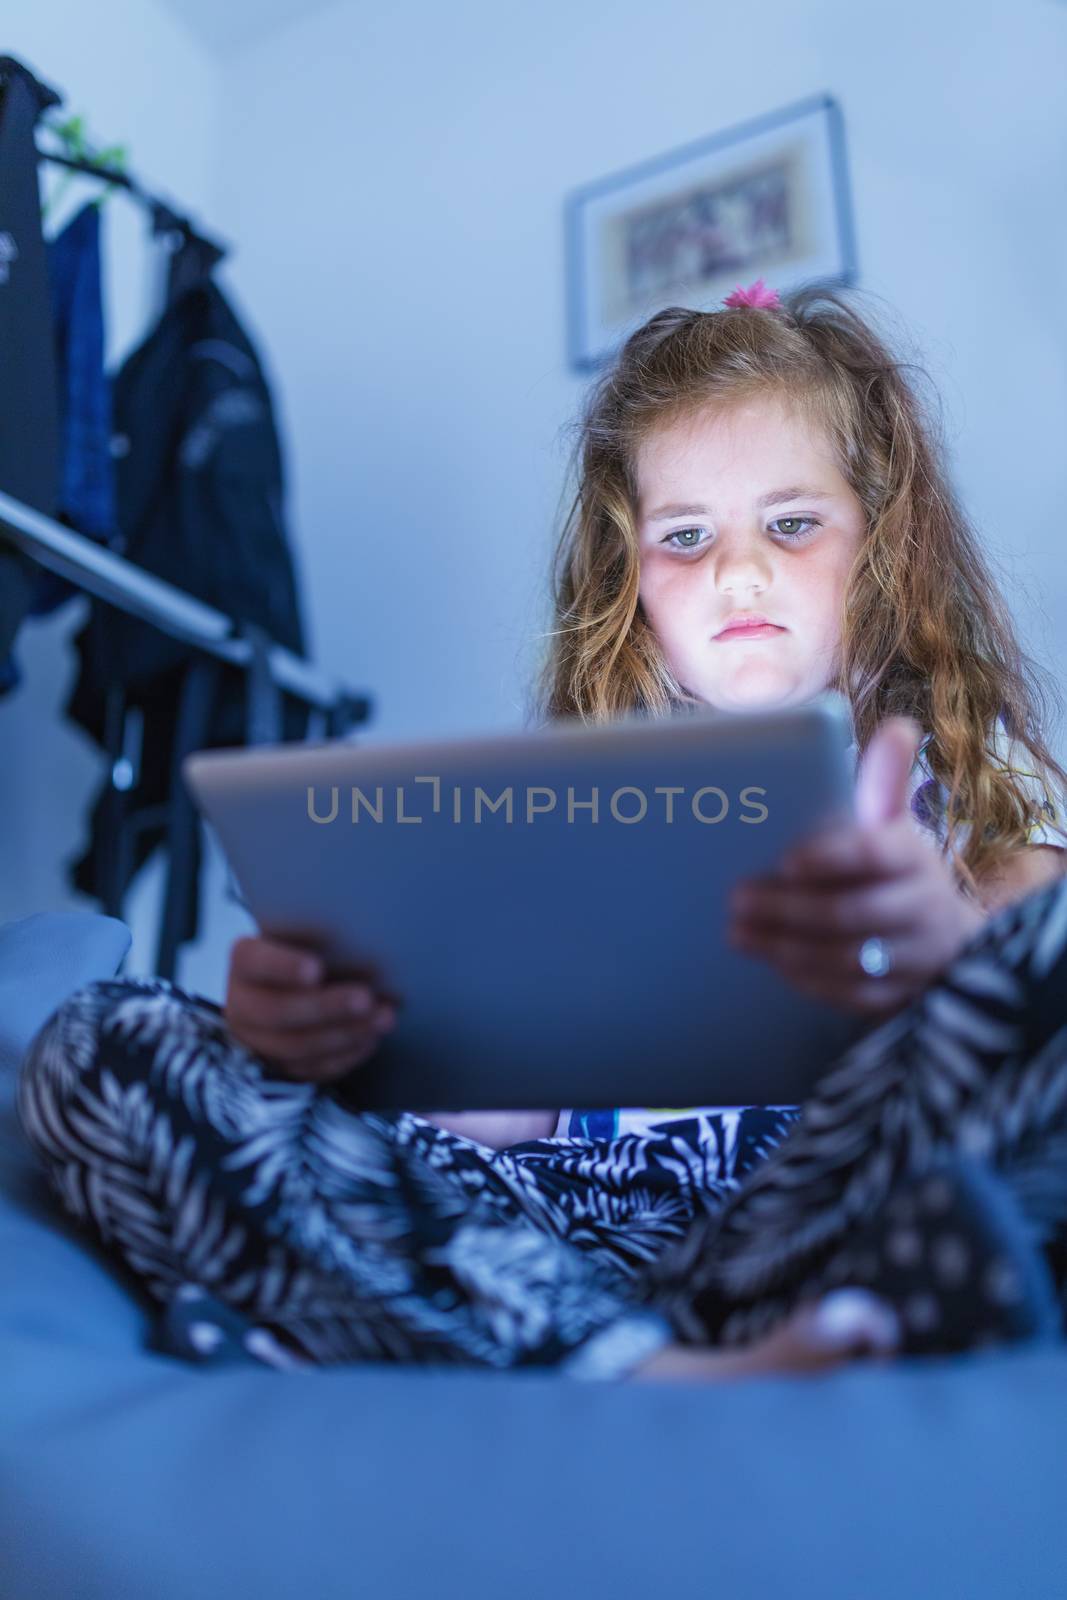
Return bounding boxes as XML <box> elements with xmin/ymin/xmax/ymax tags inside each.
<box><xmin>635</xmin><ymin>393</ymin><xmax>866</xmax><ymax>712</ymax></box>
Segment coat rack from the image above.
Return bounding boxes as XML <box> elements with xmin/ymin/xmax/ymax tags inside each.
<box><xmin>0</xmin><ymin>489</ymin><xmax>372</xmax><ymax>979</ymax></box>
<box><xmin>0</xmin><ymin>54</ymin><xmax>375</xmax><ymax>977</ymax></box>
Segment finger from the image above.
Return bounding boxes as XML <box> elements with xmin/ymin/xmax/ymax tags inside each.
<box><xmin>766</xmin><ymin>960</ymin><xmax>914</xmax><ymax>1018</ymax></box>
<box><xmin>731</xmin><ymin>905</ymin><xmax>920</xmax><ymax>978</ymax></box>
<box><xmin>735</xmin><ymin>930</ymin><xmax>917</xmax><ymax>1015</ymax></box>
<box><xmin>734</xmin><ymin>913</ymin><xmax>927</xmax><ymax>980</ymax></box>
<box><xmin>236</xmin><ymin>1014</ymin><xmax>394</xmax><ymax>1064</ymax></box>
<box><xmin>232</xmin><ymin>935</ymin><xmax>325</xmax><ymax>988</ymax></box>
<box><xmin>778</xmin><ymin>821</ymin><xmax>923</xmax><ymax>887</ymax></box>
<box><xmin>854</xmin><ymin>717</ymin><xmax>923</xmax><ymax>830</ymax></box>
<box><xmin>801</xmin><ymin>974</ymin><xmax>913</xmax><ymax>1018</ymax></box>
<box><xmin>730</xmin><ymin>874</ymin><xmax>929</xmax><ymax>942</ymax></box>
<box><xmin>235</xmin><ymin>981</ymin><xmax>391</xmax><ymax>1032</ymax></box>
<box><xmin>268</xmin><ymin>1039</ymin><xmax>382</xmax><ymax>1084</ymax></box>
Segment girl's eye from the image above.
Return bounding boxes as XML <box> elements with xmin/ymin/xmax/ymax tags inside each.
<box><xmin>661</xmin><ymin>517</ymin><xmax>820</xmax><ymax>552</ymax></box>
<box><xmin>769</xmin><ymin>516</ymin><xmax>819</xmax><ymax>541</ymax></box>
<box><xmin>663</xmin><ymin>526</ymin><xmax>707</xmax><ymax>551</ymax></box>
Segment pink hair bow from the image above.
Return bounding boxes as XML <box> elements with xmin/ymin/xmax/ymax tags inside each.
<box><xmin>722</xmin><ymin>278</ymin><xmax>781</xmax><ymax>309</ymax></box>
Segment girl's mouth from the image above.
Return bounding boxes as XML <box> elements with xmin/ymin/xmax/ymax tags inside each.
<box><xmin>714</xmin><ymin>622</ymin><xmax>786</xmax><ymax>641</ymax></box>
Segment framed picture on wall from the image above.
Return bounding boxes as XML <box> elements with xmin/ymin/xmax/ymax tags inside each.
<box><xmin>564</xmin><ymin>93</ymin><xmax>858</xmax><ymax>373</ymax></box>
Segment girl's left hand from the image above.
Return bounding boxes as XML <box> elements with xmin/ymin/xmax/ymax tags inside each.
<box><xmin>726</xmin><ymin>716</ymin><xmax>986</xmax><ymax>1020</ymax></box>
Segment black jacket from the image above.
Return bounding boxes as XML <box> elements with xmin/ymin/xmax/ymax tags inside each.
<box><xmin>65</xmin><ymin>275</ymin><xmax>311</xmax><ymax>942</ymax></box>
<box><xmin>0</xmin><ymin>55</ymin><xmax>61</xmax><ymax>683</ymax></box>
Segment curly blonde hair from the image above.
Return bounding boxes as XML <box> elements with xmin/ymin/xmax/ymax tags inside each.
<box><xmin>528</xmin><ymin>282</ymin><xmax>1067</xmax><ymax>899</ymax></box>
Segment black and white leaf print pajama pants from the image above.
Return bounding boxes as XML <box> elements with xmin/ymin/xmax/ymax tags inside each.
<box><xmin>17</xmin><ymin>876</ymin><xmax>1067</xmax><ymax>1379</ymax></box>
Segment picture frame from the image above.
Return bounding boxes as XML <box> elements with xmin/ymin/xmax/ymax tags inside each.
<box><xmin>564</xmin><ymin>92</ymin><xmax>858</xmax><ymax>373</ymax></box>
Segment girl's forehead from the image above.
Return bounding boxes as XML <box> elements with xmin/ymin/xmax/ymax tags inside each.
<box><xmin>634</xmin><ymin>395</ymin><xmax>838</xmax><ymax>491</ymax></box>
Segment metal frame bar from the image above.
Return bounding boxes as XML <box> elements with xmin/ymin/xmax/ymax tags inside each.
<box><xmin>0</xmin><ymin>486</ymin><xmax>358</xmax><ymax>713</ymax></box>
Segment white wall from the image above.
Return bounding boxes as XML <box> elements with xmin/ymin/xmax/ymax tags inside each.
<box><xmin>215</xmin><ymin>0</ymin><xmax>1067</xmax><ymax>754</ymax></box>
<box><xmin>4</xmin><ymin>0</ymin><xmax>1067</xmax><ymax>998</ymax></box>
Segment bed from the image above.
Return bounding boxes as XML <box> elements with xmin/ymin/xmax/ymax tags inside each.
<box><xmin>1</xmin><ymin>911</ymin><xmax>1064</xmax><ymax>1599</ymax></box>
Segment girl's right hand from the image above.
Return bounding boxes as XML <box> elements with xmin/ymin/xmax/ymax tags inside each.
<box><xmin>224</xmin><ymin>934</ymin><xmax>399</xmax><ymax>1083</ymax></box>
<box><xmin>727</xmin><ymin>718</ymin><xmax>986</xmax><ymax>1021</ymax></box>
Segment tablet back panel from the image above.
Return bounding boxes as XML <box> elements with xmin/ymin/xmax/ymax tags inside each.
<box><xmin>183</xmin><ymin>693</ymin><xmax>864</xmax><ymax>1109</ymax></box>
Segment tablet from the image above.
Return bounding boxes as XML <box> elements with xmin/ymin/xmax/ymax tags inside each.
<box><xmin>182</xmin><ymin>690</ymin><xmax>865</xmax><ymax>1110</ymax></box>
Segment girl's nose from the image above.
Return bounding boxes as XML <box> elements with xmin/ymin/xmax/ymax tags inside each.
<box><xmin>714</xmin><ymin>543</ymin><xmax>774</xmax><ymax>596</ymax></box>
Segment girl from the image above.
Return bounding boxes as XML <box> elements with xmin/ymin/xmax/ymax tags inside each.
<box><xmin>17</xmin><ymin>281</ymin><xmax>1067</xmax><ymax>1382</ymax></box>
<box><xmin>536</xmin><ymin>275</ymin><xmax>1067</xmax><ymax>1146</ymax></box>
